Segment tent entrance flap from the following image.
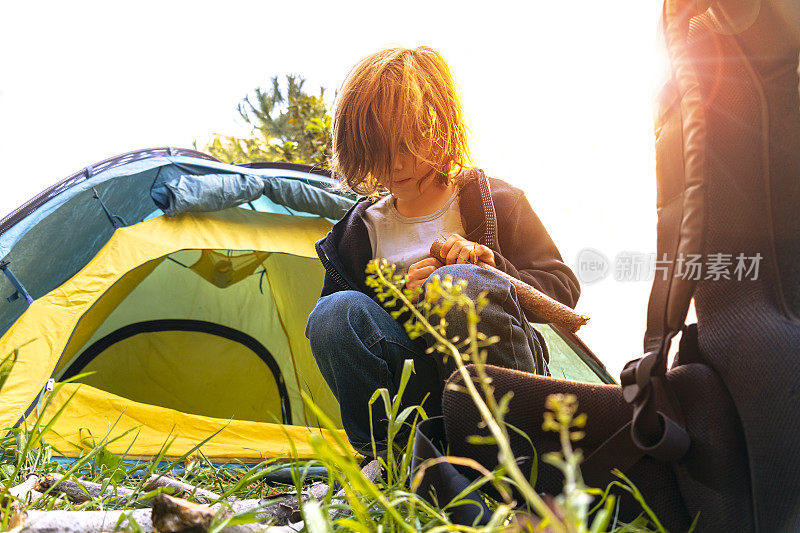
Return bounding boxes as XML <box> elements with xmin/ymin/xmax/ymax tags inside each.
<box><xmin>53</xmin><ymin>245</ymin><xmax>341</xmax><ymax>430</ymax></box>
<box><xmin>62</xmin><ymin>319</ymin><xmax>292</xmax><ymax>425</ymax></box>
<box><xmin>34</xmin><ymin>242</ymin><xmax>349</xmax><ymax>459</ymax></box>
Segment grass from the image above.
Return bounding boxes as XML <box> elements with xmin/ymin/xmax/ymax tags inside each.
<box><xmin>0</xmin><ymin>262</ymin><xmax>677</xmax><ymax>531</ymax></box>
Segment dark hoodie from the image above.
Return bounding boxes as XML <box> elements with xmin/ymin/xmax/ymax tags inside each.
<box><xmin>314</xmin><ymin>168</ymin><xmax>580</xmax><ymax>321</ymax></box>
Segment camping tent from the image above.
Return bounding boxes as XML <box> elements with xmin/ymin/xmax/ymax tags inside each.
<box><xmin>0</xmin><ymin>148</ymin><xmax>612</xmax><ymax>462</ymax></box>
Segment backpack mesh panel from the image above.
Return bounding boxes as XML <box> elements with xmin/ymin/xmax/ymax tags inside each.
<box><xmin>690</xmin><ymin>7</ymin><xmax>800</xmax><ymax>529</ymax></box>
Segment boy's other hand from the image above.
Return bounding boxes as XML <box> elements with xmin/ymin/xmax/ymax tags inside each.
<box><xmin>439</xmin><ymin>234</ymin><xmax>496</xmax><ymax>268</ymax></box>
<box><xmin>407</xmin><ymin>257</ymin><xmax>445</xmax><ymax>302</ymax></box>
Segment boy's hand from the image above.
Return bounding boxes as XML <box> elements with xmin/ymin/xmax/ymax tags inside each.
<box><xmin>407</xmin><ymin>257</ymin><xmax>444</xmax><ymax>302</ymax></box>
<box><xmin>439</xmin><ymin>234</ymin><xmax>496</xmax><ymax>268</ymax></box>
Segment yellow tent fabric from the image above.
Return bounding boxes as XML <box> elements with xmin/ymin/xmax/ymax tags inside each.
<box><xmin>38</xmin><ymin>383</ymin><xmax>350</xmax><ymax>461</ymax></box>
<box><xmin>0</xmin><ymin>208</ymin><xmax>350</xmax><ymax>459</ymax></box>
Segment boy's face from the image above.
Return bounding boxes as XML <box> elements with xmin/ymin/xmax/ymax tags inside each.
<box><xmin>382</xmin><ymin>138</ymin><xmax>447</xmax><ymax>203</ymax></box>
<box><xmin>385</xmin><ymin>151</ymin><xmax>441</xmax><ymax>202</ymax></box>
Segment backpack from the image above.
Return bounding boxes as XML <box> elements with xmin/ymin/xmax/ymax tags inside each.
<box><xmin>413</xmin><ymin>1</ymin><xmax>800</xmax><ymax>530</ymax></box>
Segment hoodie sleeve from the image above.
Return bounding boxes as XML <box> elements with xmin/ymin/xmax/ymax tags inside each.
<box><xmin>492</xmin><ymin>190</ymin><xmax>581</xmax><ymax>318</ymax></box>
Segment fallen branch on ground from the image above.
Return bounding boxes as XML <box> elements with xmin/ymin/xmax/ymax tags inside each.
<box><xmin>144</xmin><ymin>474</ymin><xmax>225</xmax><ymax>504</ymax></box>
<box><xmin>151</xmin><ymin>493</ymin><xmax>276</xmax><ymax>532</ymax></box>
<box><xmin>3</xmin><ymin>474</ymin><xmax>44</xmax><ymax>504</ymax></box>
<box><xmin>9</xmin><ymin>507</ymin><xmax>154</xmax><ymax>533</ymax></box>
<box><xmin>7</xmin><ymin>460</ymin><xmax>381</xmax><ymax>532</ymax></box>
<box><xmin>33</xmin><ymin>473</ymin><xmax>135</xmax><ymax>504</ymax></box>
<box><xmin>151</xmin><ymin>460</ymin><xmax>381</xmax><ymax>528</ymax></box>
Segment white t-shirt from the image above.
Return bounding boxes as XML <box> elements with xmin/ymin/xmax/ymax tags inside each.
<box><xmin>363</xmin><ymin>191</ymin><xmax>465</xmax><ymax>276</ymax></box>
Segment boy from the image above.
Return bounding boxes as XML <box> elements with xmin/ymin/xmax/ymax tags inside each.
<box><xmin>305</xmin><ymin>46</ymin><xmax>580</xmax><ymax>453</ymax></box>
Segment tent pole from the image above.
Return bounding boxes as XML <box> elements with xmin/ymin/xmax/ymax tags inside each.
<box><xmin>0</xmin><ymin>260</ymin><xmax>34</xmax><ymax>304</ymax></box>
<box><xmin>92</xmin><ymin>187</ymin><xmax>127</xmax><ymax>229</ymax></box>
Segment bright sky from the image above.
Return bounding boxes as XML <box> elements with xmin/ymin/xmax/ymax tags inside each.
<box><xmin>0</xmin><ymin>1</ymin><xmax>666</xmax><ymax>378</ymax></box>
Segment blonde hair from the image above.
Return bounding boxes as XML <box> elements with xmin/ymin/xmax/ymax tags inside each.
<box><xmin>332</xmin><ymin>46</ymin><xmax>470</xmax><ymax>196</ymax></box>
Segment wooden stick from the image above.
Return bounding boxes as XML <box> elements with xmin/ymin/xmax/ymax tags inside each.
<box><xmin>144</xmin><ymin>474</ymin><xmax>224</xmax><ymax>505</ymax></box>
<box><xmin>9</xmin><ymin>507</ymin><xmax>154</xmax><ymax>533</ymax></box>
<box><xmin>151</xmin><ymin>460</ymin><xmax>382</xmax><ymax>530</ymax></box>
<box><xmin>328</xmin><ymin>459</ymin><xmax>381</xmax><ymax>519</ymax></box>
<box><xmin>32</xmin><ymin>474</ymin><xmax>135</xmax><ymax>504</ymax></box>
<box><xmin>151</xmin><ymin>493</ymin><xmax>217</xmax><ymax>532</ymax></box>
<box><xmin>12</xmin><ymin>497</ymin><xmax>302</xmax><ymax>533</ymax></box>
<box><xmin>4</xmin><ymin>474</ymin><xmax>44</xmax><ymax>504</ymax></box>
<box><xmin>429</xmin><ymin>238</ymin><xmax>589</xmax><ymax>332</ymax></box>
<box><xmin>10</xmin><ymin>462</ymin><xmax>382</xmax><ymax>533</ymax></box>
<box><xmin>151</xmin><ymin>493</ymin><xmax>307</xmax><ymax>532</ymax></box>
<box><xmin>357</xmin><ymin>459</ymin><xmax>381</xmax><ymax>487</ymax></box>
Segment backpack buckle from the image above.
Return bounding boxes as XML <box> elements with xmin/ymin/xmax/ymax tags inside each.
<box><xmin>621</xmin><ymin>351</ymin><xmax>660</xmax><ymax>404</ymax></box>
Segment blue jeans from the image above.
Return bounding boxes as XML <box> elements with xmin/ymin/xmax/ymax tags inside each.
<box><xmin>305</xmin><ymin>264</ymin><xmax>546</xmax><ymax>452</ymax></box>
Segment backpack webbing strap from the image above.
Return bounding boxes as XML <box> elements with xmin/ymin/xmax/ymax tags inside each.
<box><xmin>617</xmin><ymin>0</ymin><xmax>701</xmax><ymax>464</ymax></box>
<box><xmin>643</xmin><ymin>0</ymin><xmax>707</xmax><ymax>362</ymax></box>
<box><xmin>584</xmin><ymin>355</ymin><xmax>691</xmax><ymax>483</ymax></box>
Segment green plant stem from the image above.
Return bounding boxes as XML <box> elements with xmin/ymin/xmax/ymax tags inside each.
<box><xmin>560</xmin><ymin>425</ymin><xmax>577</xmax><ymax>502</ymax></box>
<box><xmin>373</xmin><ymin>267</ymin><xmax>564</xmax><ymax>532</ymax></box>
